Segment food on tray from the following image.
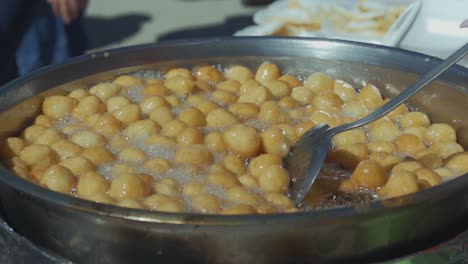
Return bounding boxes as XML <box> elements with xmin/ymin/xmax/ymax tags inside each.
<box><xmin>2</xmin><ymin>63</ymin><xmax>467</xmax><ymax>214</ymax></box>
<box><xmin>243</xmin><ymin>0</ymin><xmax>410</xmax><ymax>37</ymax></box>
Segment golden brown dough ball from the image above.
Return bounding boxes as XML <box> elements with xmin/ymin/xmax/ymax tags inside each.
<box><xmin>34</xmin><ymin>114</ymin><xmax>54</xmax><ymax>128</ymax></box>
<box><xmin>113</xmin><ymin>75</ymin><xmax>143</xmax><ymax>88</ymax></box>
<box><xmin>413</xmin><ymin>168</ymin><xmax>443</xmax><ymax>186</ymax></box>
<box><xmin>109</xmin><ymin>173</ymin><xmax>149</xmax><ymax>200</ymax></box>
<box><xmin>391</xmin><ymin>161</ymin><xmax>423</xmax><ymax>174</ymax></box>
<box><xmin>394</xmin><ymin>134</ymin><xmax>426</xmax><ymax>157</ymax></box>
<box><xmin>206</xmin><ymin>171</ymin><xmax>240</xmax><ymax>188</ymax></box>
<box><xmin>265</xmin><ymin>79</ymin><xmax>291</xmax><ymax>99</ymax></box>
<box><xmin>68</xmin><ymin>88</ymin><xmax>90</xmax><ymax>100</ymax></box>
<box><xmin>304</xmin><ymin>72</ymin><xmax>334</xmax><ymax>93</ymax></box>
<box><xmin>278</xmin><ymin>74</ymin><xmax>303</xmax><ymax>88</ymax></box>
<box><xmin>59</xmin><ymin>156</ymin><xmax>96</xmax><ymax>177</ymax></box>
<box><xmin>149</xmin><ymin>105</ymin><xmax>175</xmax><ymax>127</ymax></box>
<box><xmin>236</xmin><ymin>173</ymin><xmax>258</xmax><ymax>188</ymax></box>
<box><xmin>143</xmin><ymin>194</ymin><xmax>184</xmax><ymax>212</ymax></box>
<box><xmin>378</xmin><ymin>171</ymin><xmax>419</xmax><ymax>198</ymax></box>
<box><xmin>399</xmin><ymin>111</ymin><xmax>430</xmax><ymax>128</ymax></box>
<box><xmin>166</xmin><ymin>68</ymin><xmax>193</xmax><ymax>80</ymax></box>
<box><xmin>333</xmin><ymin>80</ymin><xmax>356</xmax><ymax>103</ymax></box>
<box><xmin>312</xmin><ymin>90</ymin><xmax>343</xmax><ymax>110</ymax></box>
<box><xmin>210</xmin><ymin>90</ymin><xmax>238</xmax><ymax>106</ymax></box>
<box><xmin>106</xmin><ymin>95</ymin><xmax>131</xmax><ymax>113</ymax></box>
<box><xmin>258</xmin><ymin>165</ymin><xmax>290</xmax><ymax>193</ymax></box>
<box><xmin>238</xmin><ymin>85</ymin><xmax>272</xmax><ymax>105</ymax></box>
<box><xmin>385</xmin><ymin>102</ymin><xmax>409</xmax><ymax>121</ymax></box>
<box><xmin>225</xmin><ymin>186</ymin><xmax>262</xmax><ymax>206</ymax></box>
<box><xmin>223</xmin><ymin>155</ymin><xmax>246</xmax><ymax>175</ymax></box>
<box><xmin>368</xmin><ymin>141</ymin><xmax>396</xmax><ymax>153</ymax></box>
<box><xmin>223</xmin><ymin>124</ymin><xmax>261</xmax><ymax>158</ymax></box>
<box><xmin>71</xmin><ymin>95</ymin><xmax>105</xmax><ymax>120</ymax></box>
<box><xmin>357</xmin><ymin>83</ymin><xmax>383</xmax><ymax>110</ymax></box>
<box><xmin>255</xmin><ymin>63</ymin><xmax>281</xmax><ymax>84</ymax></box>
<box><xmin>294</xmin><ymin>121</ymin><xmax>315</xmax><ymax>138</ymax></box>
<box><xmin>125</xmin><ymin>119</ymin><xmax>159</xmax><ymax>142</ymax></box>
<box><xmin>350</xmin><ymin>160</ymin><xmax>387</xmax><ymax>189</ymax></box>
<box><xmin>204</xmin><ymin>131</ymin><xmax>226</xmax><ymax>153</ymax></box>
<box><xmin>191</xmin><ymin>193</ymin><xmax>222</xmax><ymax>213</ymax></box>
<box><xmin>369</xmin><ymin>119</ymin><xmax>400</xmax><ymax>142</ymax></box>
<box><xmin>34</xmin><ymin>128</ymin><xmax>65</xmax><ymax>145</ymax></box>
<box><xmin>178</xmin><ymin>107</ymin><xmax>206</xmax><ymax>127</ymax></box>
<box><xmin>195</xmin><ymin>100</ymin><xmax>219</xmax><ymax>115</ymax></box>
<box><xmin>1</xmin><ymin>137</ymin><xmax>26</xmax><ymax>159</ymax></box>
<box><xmin>228</xmin><ymin>103</ymin><xmax>259</xmax><ymax>120</ymax></box>
<box><xmin>177</xmin><ymin>127</ymin><xmax>204</xmax><ymax>146</ymax></box>
<box><xmin>112</xmin><ymin>104</ymin><xmax>142</xmax><ymax>126</ymax></box>
<box><xmin>182</xmin><ymin>182</ymin><xmax>206</xmax><ymax>196</ymax></box>
<box><xmin>142</xmin><ymin>83</ymin><xmax>172</xmax><ymax>97</ymax></box>
<box><xmin>77</xmin><ymin>171</ymin><xmax>110</xmax><ymax>198</ymax></box>
<box><xmin>426</xmin><ymin>123</ymin><xmax>457</xmax><ymax>143</ymax></box>
<box><xmin>415</xmin><ymin>151</ymin><xmax>443</xmax><ymax>169</ymax></box>
<box><xmin>195</xmin><ymin>80</ymin><xmax>214</xmax><ymax>92</ymax></box>
<box><xmin>445</xmin><ymin>152</ymin><xmax>468</xmax><ymax>175</ymax></box>
<box><xmin>40</xmin><ymin>165</ymin><xmax>76</xmax><ymax>194</ymax></box>
<box><xmin>174</xmin><ymin>145</ymin><xmax>213</xmax><ymax>166</ymax></box>
<box><xmin>92</xmin><ymin>113</ymin><xmax>124</xmax><ymax>138</ymax></box>
<box><xmin>341</xmin><ymin>101</ymin><xmax>368</xmax><ymax>119</ymax></box>
<box><xmin>89</xmin><ymin>83</ymin><xmax>122</xmax><ymax>102</ymax></box>
<box><xmin>118</xmin><ymin>147</ymin><xmax>147</xmax><ymax>163</ymax></box>
<box><xmin>164</xmin><ymin>95</ymin><xmax>181</xmax><ymax>107</ymax></box>
<box><xmin>81</xmin><ymin>147</ymin><xmax>115</xmax><ymax>166</ymax></box>
<box><xmin>144</xmin><ymin>158</ymin><xmax>172</xmax><ymax>174</ymax></box>
<box><xmin>328</xmin><ymin>143</ymin><xmax>369</xmax><ymax>170</ymax></box>
<box><xmin>51</xmin><ymin>140</ymin><xmax>82</xmax><ymax>160</ymax></box>
<box><xmin>225</xmin><ymin>65</ymin><xmax>254</xmax><ymax>84</ymax></box>
<box><xmin>20</xmin><ymin>144</ymin><xmax>58</xmax><ymax>168</ymax></box>
<box><xmin>258</xmin><ymin>101</ymin><xmax>291</xmax><ymax>124</ymax></box>
<box><xmin>21</xmin><ymin>125</ymin><xmax>47</xmax><ymax>143</ymax></box>
<box><xmin>290</xmin><ymin>86</ymin><xmax>315</xmax><ymax>105</ymax></box>
<box><xmin>206</xmin><ymin>108</ymin><xmax>239</xmax><ymax>128</ymax></box>
<box><xmin>139</xmin><ymin>96</ymin><xmax>170</xmax><ymax>115</ymax></box>
<box><xmin>195</xmin><ymin>65</ymin><xmax>224</xmax><ymax>84</ymax></box>
<box><xmin>402</xmin><ymin>127</ymin><xmax>427</xmax><ymax>141</ymax></box>
<box><xmin>153</xmin><ymin>178</ymin><xmax>180</xmax><ymax>197</ymax></box>
<box><xmin>278</xmin><ymin>97</ymin><xmax>299</xmax><ymax>111</ymax></box>
<box><xmin>368</xmin><ymin>151</ymin><xmax>402</xmax><ymax>171</ymax></box>
<box><xmin>161</xmin><ymin>119</ymin><xmax>187</xmax><ymax>138</ymax></box>
<box><xmin>332</xmin><ymin>128</ymin><xmax>367</xmax><ymax>148</ymax></box>
<box><xmin>111</xmin><ymin>163</ymin><xmax>135</xmax><ymax>176</ymax></box>
<box><xmin>164</xmin><ymin>76</ymin><xmax>195</xmax><ymax>97</ymax></box>
<box><xmin>11</xmin><ymin>165</ymin><xmax>32</xmax><ymax>182</ymax></box>
<box><xmin>429</xmin><ymin>141</ymin><xmax>463</xmax><ymax>160</ymax></box>
<box><xmin>264</xmin><ymin>192</ymin><xmax>295</xmax><ymax>209</ymax></box>
<box><xmin>42</xmin><ymin>95</ymin><xmax>78</xmax><ymax>119</ymax></box>
<box><xmin>248</xmin><ymin>153</ymin><xmax>282</xmax><ymax>179</ymax></box>
<box><xmin>70</xmin><ymin>130</ymin><xmax>106</xmax><ymax>148</ymax></box>
<box><xmin>261</xmin><ymin>127</ymin><xmax>291</xmax><ymax>158</ymax></box>
<box><xmin>216</xmin><ymin>80</ymin><xmax>241</xmax><ymax>94</ymax></box>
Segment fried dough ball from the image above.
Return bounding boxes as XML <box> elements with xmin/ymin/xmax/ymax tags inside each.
<box><xmin>223</xmin><ymin>124</ymin><xmax>261</xmax><ymax>158</ymax></box>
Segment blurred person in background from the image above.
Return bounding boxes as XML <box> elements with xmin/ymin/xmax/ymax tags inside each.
<box><xmin>0</xmin><ymin>0</ymin><xmax>88</xmax><ymax>85</ymax></box>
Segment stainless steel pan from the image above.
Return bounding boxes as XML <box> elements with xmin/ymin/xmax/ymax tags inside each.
<box><xmin>0</xmin><ymin>37</ymin><xmax>466</xmax><ymax>264</ymax></box>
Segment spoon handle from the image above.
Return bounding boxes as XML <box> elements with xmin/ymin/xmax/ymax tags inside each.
<box><xmin>328</xmin><ymin>42</ymin><xmax>468</xmax><ymax>136</ymax></box>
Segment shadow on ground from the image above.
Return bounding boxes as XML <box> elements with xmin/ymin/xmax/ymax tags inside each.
<box><xmin>83</xmin><ymin>14</ymin><xmax>151</xmax><ymax>50</ymax></box>
<box><xmin>156</xmin><ymin>15</ymin><xmax>254</xmax><ymax>41</ymax></box>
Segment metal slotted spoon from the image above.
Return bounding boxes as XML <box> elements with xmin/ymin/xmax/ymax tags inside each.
<box><xmin>286</xmin><ymin>42</ymin><xmax>468</xmax><ymax>207</ymax></box>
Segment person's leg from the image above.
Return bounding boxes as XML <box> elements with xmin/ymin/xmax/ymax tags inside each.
<box><xmin>52</xmin><ymin>12</ymin><xmax>88</xmax><ymax>64</ymax></box>
<box><xmin>16</xmin><ymin>1</ymin><xmax>56</xmax><ymax>76</ymax></box>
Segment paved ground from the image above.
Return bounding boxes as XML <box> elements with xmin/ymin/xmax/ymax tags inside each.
<box><xmin>83</xmin><ymin>0</ymin><xmax>261</xmax><ymax>52</ymax></box>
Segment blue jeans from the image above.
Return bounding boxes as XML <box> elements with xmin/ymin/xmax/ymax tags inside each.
<box><xmin>0</xmin><ymin>0</ymin><xmax>87</xmax><ymax>80</ymax></box>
